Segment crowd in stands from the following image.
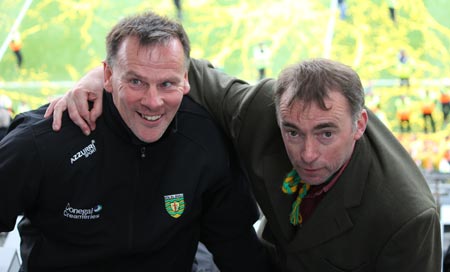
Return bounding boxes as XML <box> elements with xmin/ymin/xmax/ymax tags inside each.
<box><xmin>366</xmin><ymin>83</ymin><xmax>450</xmax><ymax>174</ymax></box>
<box><xmin>0</xmin><ymin>94</ymin><xmax>32</xmax><ymax>141</ymax></box>
<box><xmin>0</xmin><ymin>94</ymin><xmax>13</xmax><ymax>140</ymax></box>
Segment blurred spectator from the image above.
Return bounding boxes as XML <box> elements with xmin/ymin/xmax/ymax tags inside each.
<box><xmin>386</xmin><ymin>0</ymin><xmax>397</xmax><ymax>25</ymax></box>
<box><xmin>396</xmin><ymin>49</ymin><xmax>413</xmax><ymax>88</ymax></box>
<box><xmin>372</xmin><ymin>103</ymin><xmax>389</xmax><ymax>127</ymax></box>
<box><xmin>421</xmin><ymin>90</ymin><xmax>436</xmax><ymax>133</ymax></box>
<box><xmin>173</xmin><ymin>0</ymin><xmax>182</xmax><ymax>20</ymax></box>
<box><xmin>440</xmin><ymin>87</ymin><xmax>450</xmax><ymax>127</ymax></box>
<box><xmin>0</xmin><ymin>94</ymin><xmax>13</xmax><ymax>116</ymax></box>
<box><xmin>439</xmin><ymin>149</ymin><xmax>450</xmax><ymax>173</ymax></box>
<box><xmin>395</xmin><ymin>95</ymin><xmax>412</xmax><ymax>133</ymax></box>
<box><xmin>17</xmin><ymin>100</ymin><xmax>31</xmax><ymax>114</ymax></box>
<box><xmin>438</xmin><ymin>136</ymin><xmax>450</xmax><ymax>172</ymax></box>
<box><xmin>398</xmin><ymin>49</ymin><xmax>407</xmax><ymax>64</ymax></box>
<box><xmin>9</xmin><ymin>32</ymin><xmax>23</xmax><ymax>68</ymax></box>
<box><xmin>365</xmin><ymin>86</ymin><xmax>389</xmax><ymax>127</ymax></box>
<box><xmin>403</xmin><ymin>133</ymin><xmax>423</xmax><ymax>167</ymax></box>
<box><xmin>0</xmin><ymin>107</ymin><xmax>11</xmax><ymax>140</ymax></box>
<box><xmin>337</xmin><ymin>0</ymin><xmax>348</xmax><ymax>20</ymax></box>
<box><xmin>253</xmin><ymin>42</ymin><xmax>271</xmax><ymax>81</ymax></box>
<box><xmin>421</xmin><ymin>138</ymin><xmax>439</xmax><ymax>171</ymax></box>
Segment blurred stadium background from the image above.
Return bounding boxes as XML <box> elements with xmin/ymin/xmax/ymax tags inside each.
<box><xmin>2</xmin><ymin>0</ymin><xmax>450</xmax><ymax>258</ymax></box>
<box><xmin>1</xmin><ymin>1</ymin><xmax>450</xmax><ymax>195</ymax></box>
<box><xmin>0</xmin><ymin>1</ymin><xmax>448</xmax><ymax>103</ymax></box>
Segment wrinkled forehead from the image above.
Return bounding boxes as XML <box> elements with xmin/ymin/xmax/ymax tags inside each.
<box><xmin>279</xmin><ymin>86</ymin><xmax>333</xmax><ymax>111</ymax></box>
<box><xmin>114</xmin><ymin>36</ymin><xmax>189</xmax><ymax>68</ymax></box>
<box><xmin>279</xmin><ymin>88</ymin><xmax>350</xmax><ymax>117</ymax></box>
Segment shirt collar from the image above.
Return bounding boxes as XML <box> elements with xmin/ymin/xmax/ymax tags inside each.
<box><xmin>307</xmin><ymin>158</ymin><xmax>351</xmax><ymax>197</ymax></box>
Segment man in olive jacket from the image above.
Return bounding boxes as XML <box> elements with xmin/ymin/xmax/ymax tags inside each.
<box><xmin>48</xmin><ymin>58</ymin><xmax>442</xmax><ymax>271</ymax></box>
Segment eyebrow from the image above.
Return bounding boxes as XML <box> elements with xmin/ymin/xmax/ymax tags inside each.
<box><xmin>124</xmin><ymin>70</ymin><xmax>182</xmax><ymax>83</ymax></box>
<box><xmin>281</xmin><ymin>121</ymin><xmax>338</xmax><ymax>131</ymax></box>
<box><xmin>314</xmin><ymin>122</ymin><xmax>338</xmax><ymax>130</ymax></box>
<box><xmin>281</xmin><ymin>121</ymin><xmax>297</xmax><ymax>129</ymax></box>
<box><xmin>122</xmin><ymin>71</ymin><xmax>143</xmax><ymax>79</ymax></box>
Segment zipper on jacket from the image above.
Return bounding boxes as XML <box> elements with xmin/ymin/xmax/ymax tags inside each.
<box><xmin>128</xmin><ymin>146</ymin><xmax>146</xmax><ymax>249</ymax></box>
<box><xmin>128</xmin><ymin>146</ymin><xmax>147</xmax><ymax>250</ymax></box>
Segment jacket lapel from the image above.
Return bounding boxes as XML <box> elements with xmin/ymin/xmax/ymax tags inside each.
<box><xmin>261</xmin><ymin>151</ymin><xmax>298</xmax><ymax>241</ymax></box>
<box><xmin>287</xmin><ymin>184</ymin><xmax>353</xmax><ymax>251</ymax></box>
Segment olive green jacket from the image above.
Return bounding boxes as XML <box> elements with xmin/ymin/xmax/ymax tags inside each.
<box><xmin>187</xmin><ymin>59</ymin><xmax>442</xmax><ymax>272</ymax></box>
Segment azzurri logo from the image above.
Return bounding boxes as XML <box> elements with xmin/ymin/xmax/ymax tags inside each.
<box><xmin>70</xmin><ymin>140</ymin><xmax>96</xmax><ymax>164</ymax></box>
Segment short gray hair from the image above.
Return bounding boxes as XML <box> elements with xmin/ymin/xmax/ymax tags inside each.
<box><xmin>274</xmin><ymin>58</ymin><xmax>365</xmax><ymax>124</ymax></box>
<box><xmin>105</xmin><ymin>11</ymin><xmax>190</xmax><ymax>69</ymax></box>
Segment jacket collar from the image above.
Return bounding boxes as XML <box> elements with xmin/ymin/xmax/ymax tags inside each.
<box><xmin>103</xmin><ymin>90</ymin><xmax>176</xmax><ymax>146</ymax></box>
<box><xmin>266</xmin><ymin>136</ymin><xmax>370</xmax><ymax>251</ymax></box>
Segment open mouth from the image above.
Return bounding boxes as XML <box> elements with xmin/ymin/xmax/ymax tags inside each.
<box><xmin>141</xmin><ymin>113</ymin><xmax>161</xmax><ymax>121</ymax></box>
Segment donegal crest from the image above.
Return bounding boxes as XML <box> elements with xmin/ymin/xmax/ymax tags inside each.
<box><xmin>164</xmin><ymin>194</ymin><xmax>185</xmax><ymax>218</ymax></box>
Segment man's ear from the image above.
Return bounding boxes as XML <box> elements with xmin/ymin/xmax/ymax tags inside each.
<box><xmin>103</xmin><ymin>62</ymin><xmax>113</xmax><ymax>93</ymax></box>
<box><xmin>182</xmin><ymin>72</ymin><xmax>190</xmax><ymax>95</ymax></box>
<box><xmin>354</xmin><ymin>109</ymin><xmax>368</xmax><ymax>140</ymax></box>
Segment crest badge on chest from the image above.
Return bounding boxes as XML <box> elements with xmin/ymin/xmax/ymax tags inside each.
<box><xmin>164</xmin><ymin>193</ymin><xmax>185</xmax><ymax>218</ymax></box>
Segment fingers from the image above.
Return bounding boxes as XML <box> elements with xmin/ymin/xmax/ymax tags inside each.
<box><xmin>88</xmin><ymin>95</ymin><xmax>103</xmax><ymax>132</ymax></box>
<box><xmin>50</xmin><ymin>97</ymin><xmax>67</xmax><ymax>132</ymax></box>
<box><xmin>47</xmin><ymin>65</ymin><xmax>104</xmax><ymax>135</ymax></box>
<box><xmin>47</xmin><ymin>89</ymin><xmax>103</xmax><ymax>135</ymax></box>
<box><xmin>51</xmin><ymin>102</ymin><xmax>64</xmax><ymax>132</ymax></box>
<box><xmin>44</xmin><ymin>97</ymin><xmax>62</xmax><ymax>118</ymax></box>
<box><xmin>68</xmin><ymin>89</ymin><xmax>92</xmax><ymax>136</ymax></box>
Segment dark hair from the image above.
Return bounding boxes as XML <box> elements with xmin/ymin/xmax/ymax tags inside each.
<box><xmin>274</xmin><ymin>58</ymin><xmax>365</xmax><ymax>124</ymax></box>
<box><xmin>105</xmin><ymin>11</ymin><xmax>190</xmax><ymax>69</ymax></box>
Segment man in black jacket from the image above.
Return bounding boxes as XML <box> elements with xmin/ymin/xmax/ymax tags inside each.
<box><xmin>0</xmin><ymin>11</ymin><xmax>269</xmax><ymax>272</ymax></box>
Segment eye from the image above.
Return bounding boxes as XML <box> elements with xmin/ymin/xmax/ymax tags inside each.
<box><xmin>161</xmin><ymin>81</ymin><xmax>173</xmax><ymax>88</ymax></box>
<box><xmin>288</xmin><ymin>130</ymin><xmax>298</xmax><ymax>137</ymax></box>
<box><xmin>130</xmin><ymin>78</ymin><xmax>142</xmax><ymax>86</ymax></box>
<box><xmin>318</xmin><ymin>131</ymin><xmax>334</xmax><ymax>144</ymax></box>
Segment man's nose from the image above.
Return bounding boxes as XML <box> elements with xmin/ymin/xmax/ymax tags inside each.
<box><xmin>300</xmin><ymin>137</ymin><xmax>319</xmax><ymax>163</ymax></box>
<box><xmin>141</xmin><ymin>86</ymin><xmax>163</xmax><ymax>108</ymax></box>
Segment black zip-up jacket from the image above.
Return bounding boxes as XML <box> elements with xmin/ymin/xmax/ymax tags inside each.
<box><xmin>0</xmin><ymin>92</ymin><xmax>270</xmax><ymax>271</ymax></box>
